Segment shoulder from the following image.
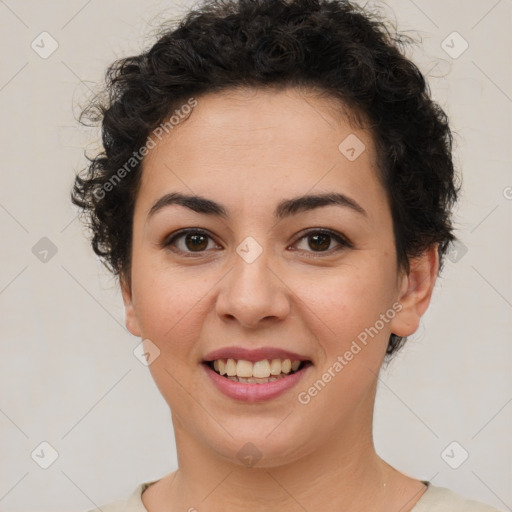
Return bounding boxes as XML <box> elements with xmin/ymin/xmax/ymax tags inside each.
<box><xmin>85</xmin><ymin>482</ymin><xmax>154</xmax><ymax>512</ymax></box>
<box><xmin>412</xmin><ymin>483</ymin><xmax>503</xmax><ymax>512</ymax></box>
<box><xmin>83</xmin><ymin>480</ymin><xmax>503</xmax><ymax>512</ymax></box>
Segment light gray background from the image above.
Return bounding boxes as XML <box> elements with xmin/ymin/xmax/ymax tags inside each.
<box><xmin>0</xmin><ymin>1</ymin><xmax>511</xmax><ymax>511</ymax></box>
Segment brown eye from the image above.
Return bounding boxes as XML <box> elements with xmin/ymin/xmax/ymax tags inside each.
<box><xmin>183</xmin><ymin>232</ymin><xmax>209</xmax><ymax>251</ymax></box>
<box><xmin>307</xmin><ymin>232</ymin><xmax>331</xmax><ymax>251</ymax></box>
<box><xmin>164</xmin><ymin>229</ymin><xmax>219</xmax><ymax>255</ymax></box>
<box><xmin>293</xmin><ymin>229</ymin><xmax>353</xmax><ymax>256</ymax></box>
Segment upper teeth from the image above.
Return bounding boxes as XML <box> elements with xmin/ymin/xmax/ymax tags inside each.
<box><xmin>212</xmin><ymin>358</ymin><xmax>301</xmax><ymax>378</ymax></box>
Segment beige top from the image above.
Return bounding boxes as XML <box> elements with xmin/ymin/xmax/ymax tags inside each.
<box><xmin>88</xmin><ymin>480</ymin><xmax>503</xmax><ymax>512</ymax></box>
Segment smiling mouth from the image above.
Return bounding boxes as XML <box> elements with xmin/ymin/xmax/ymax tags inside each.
<box><xmin>203</xmin><ymin>358</ymin><xmax>312</xmax><ymax>384</ymax></box>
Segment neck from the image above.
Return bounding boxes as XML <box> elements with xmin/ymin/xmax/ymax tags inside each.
<box><xmin>157</xmin><ymin>384</ymin><xmax>404</xmax><ymax>512</ymax></box>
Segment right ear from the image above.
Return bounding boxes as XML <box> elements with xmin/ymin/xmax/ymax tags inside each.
<box><xmin>120</xmin><ymin>273</ymin><xmax>142</xmax><ymax>337</ymax></box>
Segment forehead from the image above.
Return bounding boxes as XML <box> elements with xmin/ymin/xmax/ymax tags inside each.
<box><xmin>145</xmin><ymin>86</ymin><xmax>370</xmax><ymax>161</ymax></box>
<box><xmin>137</xmin><ymin>87</ymin><xmax>386</xmax><ymax>222</ymax></box>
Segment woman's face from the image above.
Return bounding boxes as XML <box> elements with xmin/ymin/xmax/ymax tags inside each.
<box><xmin>121</xmin><ymin>87</ymin><xmax>419</xmax><ymax>466</ymax></box>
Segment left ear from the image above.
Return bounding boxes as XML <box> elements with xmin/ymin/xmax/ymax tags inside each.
<box><xmin>390</xmin><ymin>244</ymin><xmax>439</xmax><ymax>338</ymax></box>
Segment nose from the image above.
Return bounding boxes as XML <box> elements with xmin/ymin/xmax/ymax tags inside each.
<box><xmin>215</xmin><ymin>247</ymin><xmax>291</xmax><ymax>329</ymax></box>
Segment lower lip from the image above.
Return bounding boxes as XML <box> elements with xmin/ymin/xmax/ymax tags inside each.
<box><xmin>202</xmin><ymin>363</ymin><xmax>311</xmax><ymax>403</ymax></box>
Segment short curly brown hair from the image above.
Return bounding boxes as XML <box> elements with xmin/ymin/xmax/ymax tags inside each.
<box><xmin>71</xmin><ymin>0</ymin><xmax>460</xmax><ymax>357</ymax></box>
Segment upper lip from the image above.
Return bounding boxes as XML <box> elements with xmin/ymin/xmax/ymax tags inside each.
<box><xmin>203</xmin><ymin>346</ymin><xmax>311</xmax><ymax>363</ymax></box>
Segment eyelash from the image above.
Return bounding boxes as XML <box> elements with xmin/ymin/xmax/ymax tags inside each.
<box><xmin>162</xmin><ymin>228</ymin><xmax>353</xmax><ymax>258</ymax></box>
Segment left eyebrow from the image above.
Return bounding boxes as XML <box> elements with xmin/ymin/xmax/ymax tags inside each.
<box><xmin>146</xmin><ymin>191</ymin><xmax>368</xmax><ymax>223</ymax></box>
<box><xmin>275</xmin><ymin>192</ymin><xmax>367</xmax><ymax>219</ymax></box>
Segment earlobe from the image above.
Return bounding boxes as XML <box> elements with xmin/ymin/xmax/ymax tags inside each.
<box><xmin>390</xmin><ymin>245</ymin><xmax>440</xmax><ymax>338</ymax></box>
<box><xmin>120</xmin><ymin>274</ymin><xmax>142</xmax><ymax>337</ymax></box>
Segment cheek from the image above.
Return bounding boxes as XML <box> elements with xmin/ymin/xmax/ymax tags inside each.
<box><xmin>300</xmin><ymin>257</ymin><xmax>397</xmax><ymax>355</ymax></box>
<box><xmin>293</xmin><ymin>266</ymin><xmax>396</xmax><ymax>415</ymax></box>
<box><xmin>131</xmin><ymin>263</ymin><xmax>214</xmax><ymax>352</ymax></box>
<box><xmin>130</xmin><ymin>267</ymin><xmax>215</xmax><ymax>406</ymax></box>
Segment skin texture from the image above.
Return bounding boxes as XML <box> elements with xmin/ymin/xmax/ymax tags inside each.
<box><xmin>120</xmin><ymin>87</ymin><xmax>439</xmax><ymax>512</ymax></box>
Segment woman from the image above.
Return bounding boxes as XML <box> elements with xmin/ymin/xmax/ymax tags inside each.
<box><xmin>71</xmin><ymin>0</ymin><xmax>501</xmax><ymax>510</ymax></box>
